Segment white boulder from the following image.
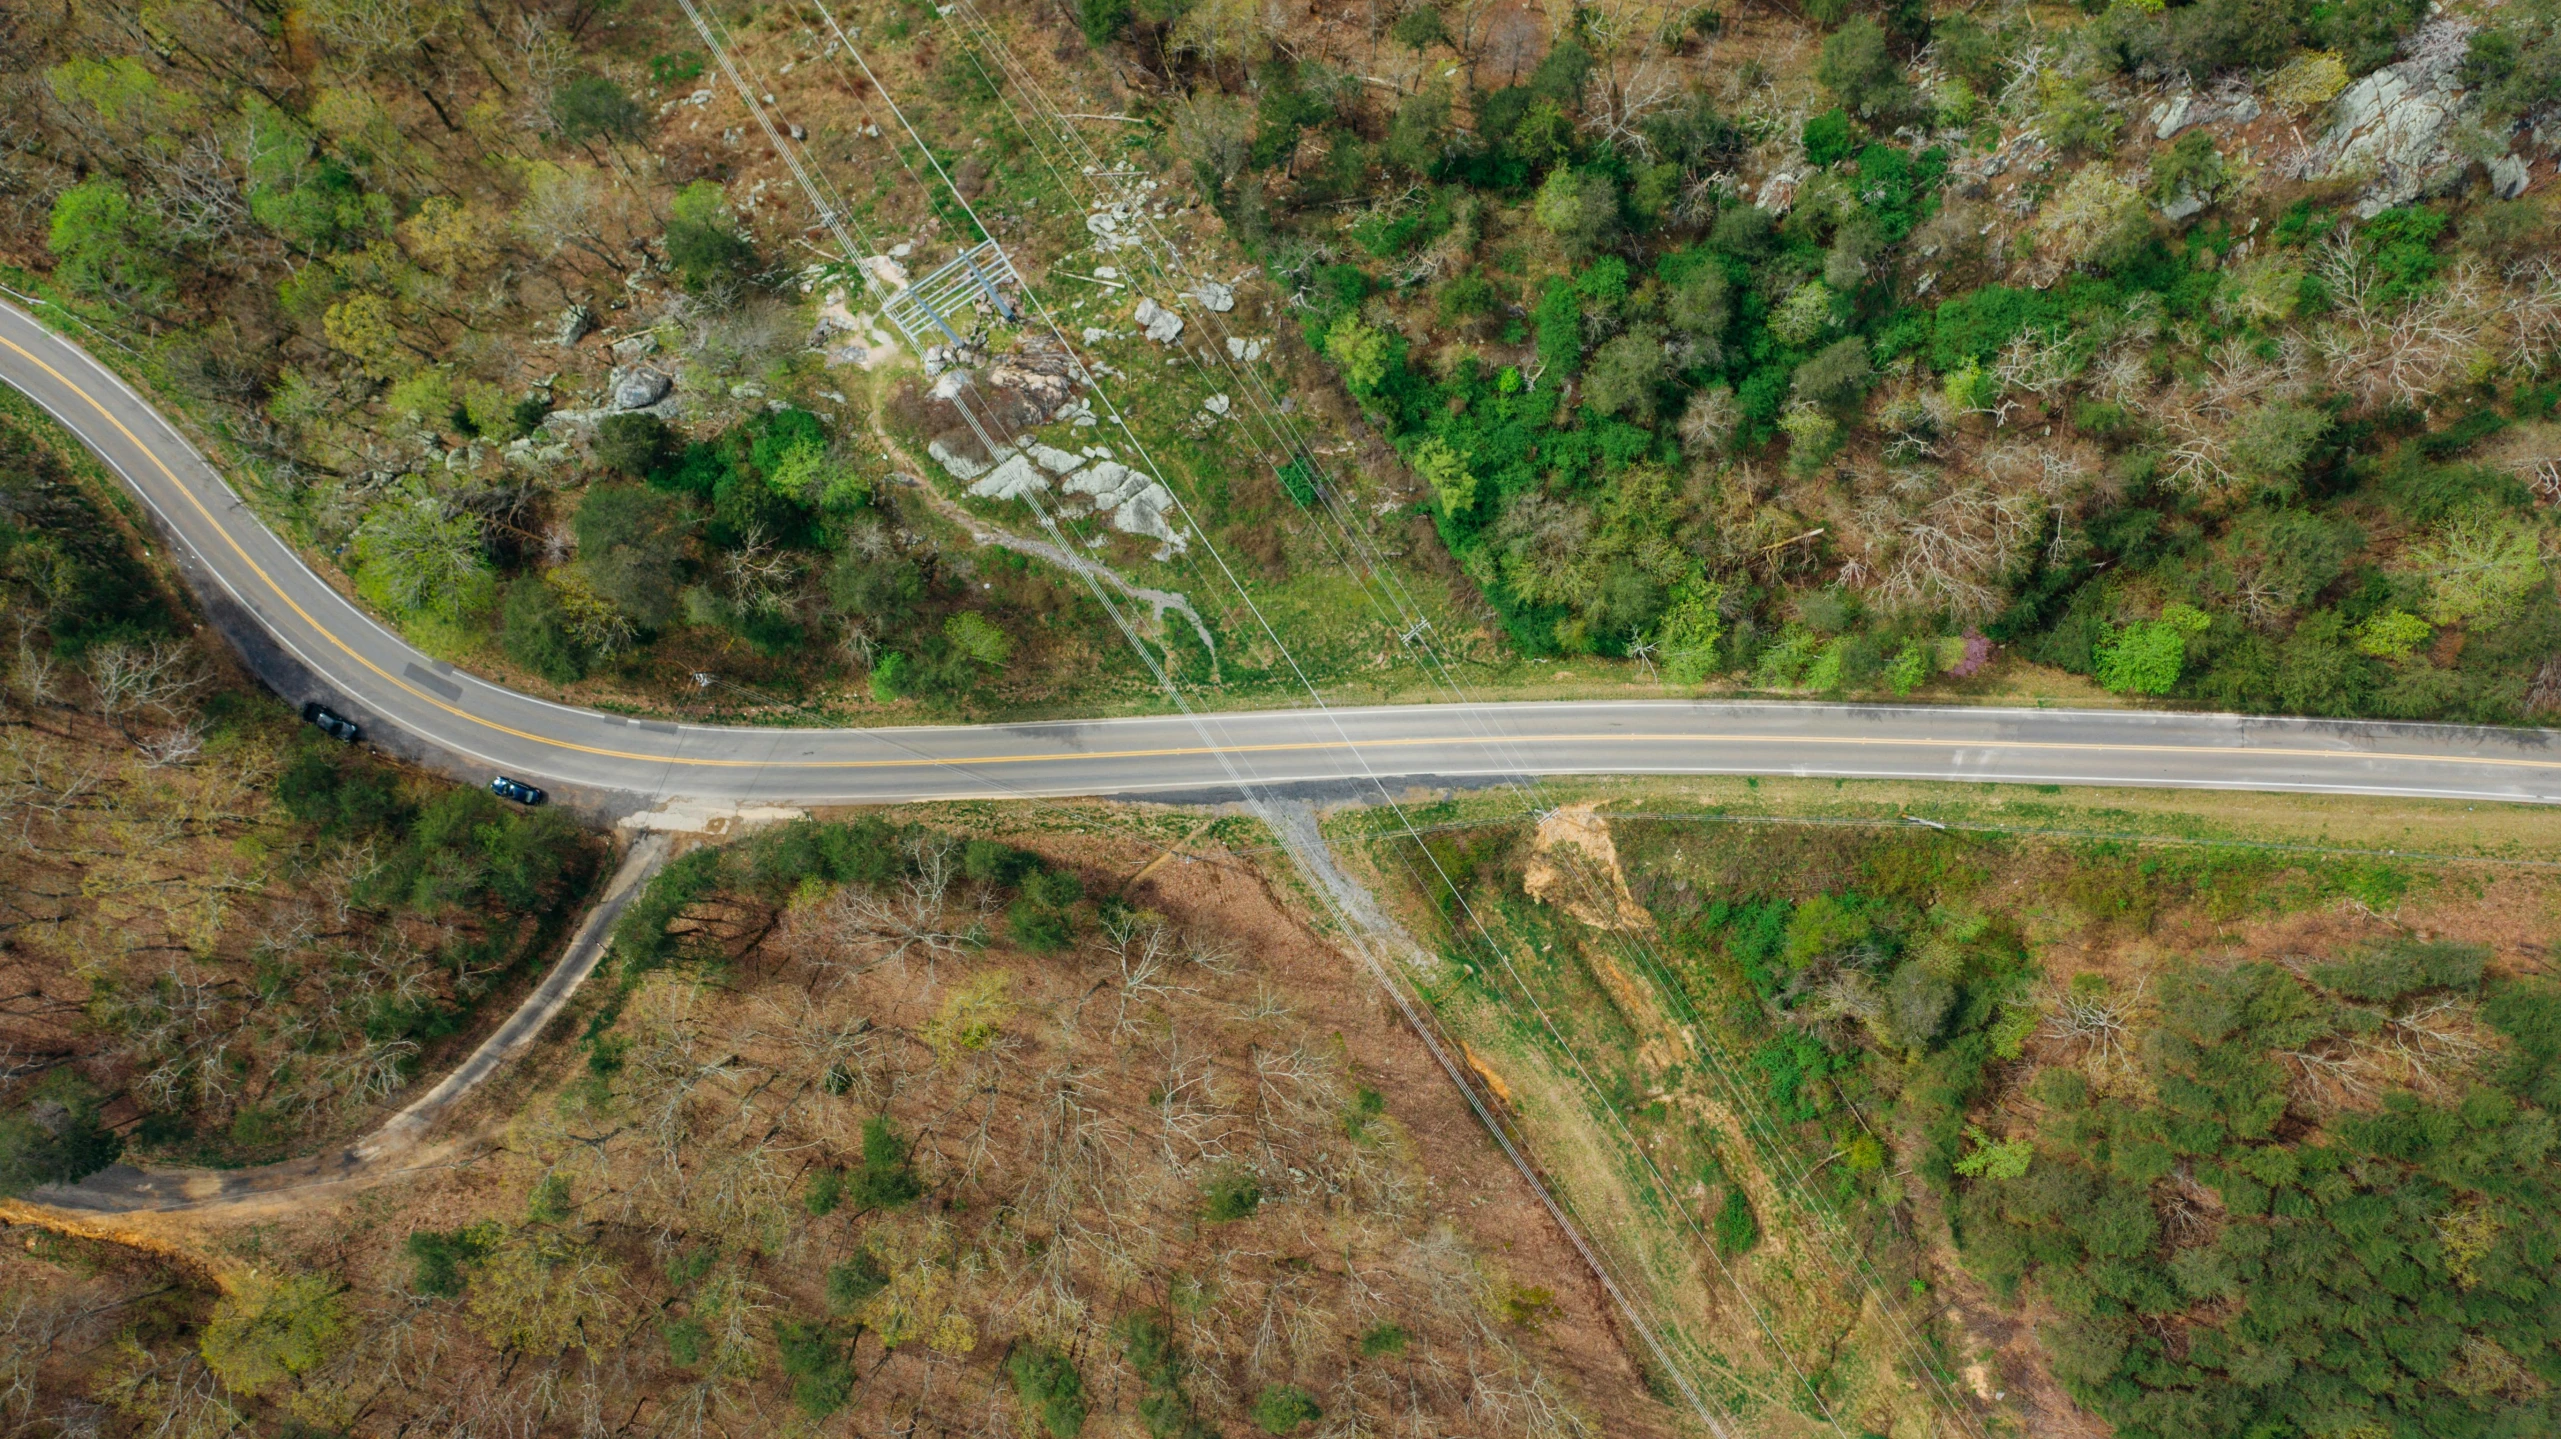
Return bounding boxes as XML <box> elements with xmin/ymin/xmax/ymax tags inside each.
<box><xmin>1133</xmin><ymin>296</ymin><xmax>1185</xmax><ymax>344</ymax></box>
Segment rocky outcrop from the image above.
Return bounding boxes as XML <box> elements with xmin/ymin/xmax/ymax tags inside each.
<box><xmin>2300</xmin><ymin>18</ymin><xmax>2494</xmax><ymax>217</ymax></box>
<box><xmin>934</xmin><ymin>438</ymin><xmax>1188</xmax><ymax>554</ymax></box>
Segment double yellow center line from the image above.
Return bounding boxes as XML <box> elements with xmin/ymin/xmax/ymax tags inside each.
<box><xmin>8</xmin><ymin>317</ymin><xmax>2561</xmax><ymax>786</ymax></box>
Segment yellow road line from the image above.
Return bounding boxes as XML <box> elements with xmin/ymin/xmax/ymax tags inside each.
<box><xmin>9</xmin><ymin>324</ymin><xmax>2561</xmax><ymax>783</ymax></box>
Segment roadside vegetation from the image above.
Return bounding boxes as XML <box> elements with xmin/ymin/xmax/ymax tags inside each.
<box><xmin>0</xmin><ymin>397</ymin><xmax>599</xmax><ymax>1176</ymax></box>
<box><xmin>11</xmin><ymin>0</ymin><xmax>2559</xmax><ymax>721</ymax></box>
<box><xmin>1110</xmin><ymin>0</ymin><xmax>2561</xmax><ymax>718</ymax></box>
<box><xmin>1342</xmin><ymin>777</ymin><xmax>2561</xmax><ymax>1434</ymax></box>
<box><xmin>0</xmin><ymin>807</ymin><xmax>1679</xmax><ymax>1438</ymax></box>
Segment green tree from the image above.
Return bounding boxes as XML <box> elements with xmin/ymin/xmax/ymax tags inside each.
<box><xmin>1009</xmin><ymin>1344</ymin><xmax>1088</xmax><ymax>1438</ymax></box>
<box><xmin>850</xmin><ymin>1114</ymin><xmax>922</xmax><ymax>1209</ymax></box>
<box><xmin>1816</xmin><ymin>18</ymin><xmax>1910</xmax><ymax>117</ymax></box>
<box><xmin>665</xmin><ymin>180</ymin><xmax>758</xmax><ymax>290</ymax></box>
<box><xmin>1792</xmin><ymin>336</ymin><xmax>1873</xmax><ymax>408</ymax></box>
<box><xmin>573</xmin><ymin>485</ymin><xmax>692</xmax><ymax>630</ymax></box>
<box><xmin>945</xmin><ymin>611</ymin><xmax>1014</xmax><ymax>669</ymax></box>
<box><xmin>1582</xmin><ymin>327</ymin><xmax>1670</xmax><ymax>420</ymax></box>
<box><xmin>1323</xmin><ymin>313</ymin><xmax>1392</xmax><ymax>395</ymax></box>
<box><xmin>595</xmin><ymin>413</ymin><xmax>673</xmax><ymax>479</ymax></box>
<box><xmin>775</xmin><ymin>1318</ymin><xmax>855</xmax><ymax>1417</ymax></box>
<box><xmin>554</xmin><ymin>72</ymin><xmax>646</xmax><ymax>142</ymax></box>
<box><xmin>2228</xmin><ymin>403</ymin><xmax>2329</xmax><ymax>491</ymax></box>
<box><xmin>1079</xmin><ymin>0</ymin><xmax>1133</xmax><ymax>42</ymax></box>
<box><xmin>1389</xmin><ymin>6</ymin><xmax>1447</xmax><ymax>49</ymax></box>
<box><xmin>1664</xmin><ymin>262</ymin><xmax>1730</xmax><ymax>355</ymax></box>
<box><xmin>0</xmin><ymin>1073</ymin><xmax>121</xmax><ymax>1197</ymax></box>
<box><xmin>830</xmin><ymin>552</ymin><xmax>926</xmax><ymax>635</ymax></box>
<box><xmin>48</xmin><ymin>180</ymin><xmax>172</xmax><ymax>309</ymax></box>
<box><xmin>1533</xmin><ymin>166</ymin><xmax>1620</xmax><ymax>260</ymax></box>
<box><xmin>201</xmin><ymin>1271</ymin><xmax>351</xmax><ymax>1398</ymax></box>
<box><xmin>1249</xmin><ymin>1385</ymin><xmax>1322</xmax><ymax>1434</ymax></box>
<box><xmin>1410</xmin><ymin>436</ymin><xmax>1477</xmax><ymax>519</ymax></box>
<box><xmin>1655</xmin><ymin>576</ymin><xmax>1725</xmax><ymax>684</ymax></box>
<box><xmin>323</xmin><ymin>293</ymin><xmax>408</xmax><ymax>377</ymax></box>
<box><xmin>2410</xmin><ymin>507</ymin><xmax>2546</xmax><ymax>626</ymax></box>
<box><xmin>354</xmin><ymin>484</ymin><xmax>493</xmax><ymax>621</ymax></box>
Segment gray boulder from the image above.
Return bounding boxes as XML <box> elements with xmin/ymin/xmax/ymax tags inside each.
<box><xmin>610</xmin><ymin>366</ymin><xmax>672</xmax><ymax>411</ymax></box>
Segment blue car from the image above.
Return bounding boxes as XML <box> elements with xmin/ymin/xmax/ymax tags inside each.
<box><xmin>490</xmin><ymin>776</ymin><xmax>547</xmax><ymax>806</ymax></box>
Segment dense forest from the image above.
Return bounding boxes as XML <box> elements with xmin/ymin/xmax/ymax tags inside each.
<box><xmin>1123</xmin><ymin>0</ymin><xmax>2561</xmax><ymax>718</ymax></box>
<box><xmin>7</xmin><ymin>0</ymin><xmax>2557</xmax><ymax>721</ymax></box>
<box><xmin>1367</xmin><ymin>789</ymin><xmax>2561</xmax><ymax>1436</ymax></box>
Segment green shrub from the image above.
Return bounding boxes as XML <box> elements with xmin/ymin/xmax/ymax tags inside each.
<box><xmin>804</xmin><ymin>1166</ymin><xmax>846</xmax><ymax>1217</ymax></box>
<box><xmin>1249</xmin><ymin>1385</ymin><xmax>1322</xmax><ymax>1434</ymax></box>
<box><xmin>1712</xmin><ymin>1185</ymin><xmax>1759</xmax><ymax>1255</ymax></box>
<box><xmin>404</xmin><ymin>1225</ymin><xmax>498</xmax><ymax>1298</ymax></box>
<box><xmin>1801</xmin><ymin>107</ymin><xmax>1854</xmax><ymax>167</ymax></box>
<box><xmin>1358</xmin><ymin>1321</ymin><xmax>1409</xmax><ymax>1357</ymax></box>
<box><xmin>775</xmin><ymin>1319</ymin><xmax>855</xmax><ymax>1417</ymax></box>
<box><xmin>500</xmin><ymin>579</ymin><xmax>586</xmax><ymax>683</ymax></box>
<box><xmin>2095</xmin><ymin>604</ymin><xmax>2208</xmax><ymax>694</ymax></box>
<box><xmin>1078</xmin><ymin>0</ymin><xmax>1132</xmax><ymax>44</ymax></box>
<box><xmin>1202</xmin><ymin>1165</ymin><xmax>1263</xmax><ymax>1221</ymax></box>
<box><xmin>825</xmin><ymin>1251</ymin><xmax>890</xmax><ymax>1314</ymax></box>
<box><xmin>1008</xmin><ymin>1343</ymin><xmax>1088</xmax><ymax>1438</ymax></box>
<box><xmin>850</xmin><ymin>1114</ymin><xmax>922</xmax><ymax>1210</ymax></box>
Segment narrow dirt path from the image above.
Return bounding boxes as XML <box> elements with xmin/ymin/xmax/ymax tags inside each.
<box><xmin>12</xmin><ymin>833</ymin><xmax>672</xmax><ymax>1218</ymax></box>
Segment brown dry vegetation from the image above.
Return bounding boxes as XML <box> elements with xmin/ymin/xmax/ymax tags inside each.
<box><xmin>0</xmin><ymin>398</ymin><xmax>601</xmax><ymax>1171</ymax></box>
<box><xmin>0</xmin><ymin>807</ymin><xmax>1683</xmax><ymax>1438</ymax></box>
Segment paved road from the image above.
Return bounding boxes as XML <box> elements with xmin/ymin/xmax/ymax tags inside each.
<box><xmin>8</xmin><ymin>296</ymin><xmax>2561</xmax><ymax>812</ymax></box>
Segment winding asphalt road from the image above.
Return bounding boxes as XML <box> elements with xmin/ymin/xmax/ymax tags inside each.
<box><xmin>7</xmin><ymin>295</ymin><xmax>2561</xmax><ymax>813</ymax></box>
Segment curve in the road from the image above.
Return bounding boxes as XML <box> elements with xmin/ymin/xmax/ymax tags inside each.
<box><xmin>6</xmin><ymin>296</ymin><xmax>2561</xmax><ymax>812</ymax></box>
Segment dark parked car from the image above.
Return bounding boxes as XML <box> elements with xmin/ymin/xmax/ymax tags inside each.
<box><xmin>302</xmin><ymin>702</ymin><xmax>360</xmax><ymax>743</ymax></box>
<box><xmin>490</xmin><ymin>776</ymin><xmax>547</xmax><ymax>806</ymax></box>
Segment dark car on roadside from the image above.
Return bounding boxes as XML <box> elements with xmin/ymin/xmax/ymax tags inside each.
<box><xmin>490</xmin><ymin>776</ymin><xmax>546</xmax><ymax>806</ymax></box>
<box><xmin>302</xmin><ymin>702</ymin><xmax>360</xmax><ymax>743</ymax></box>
